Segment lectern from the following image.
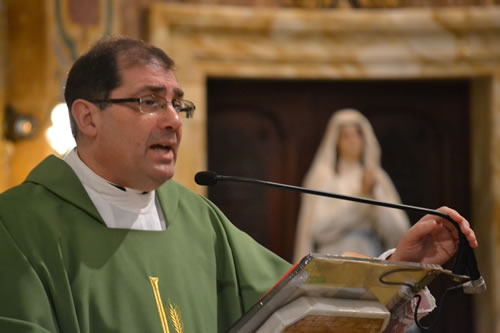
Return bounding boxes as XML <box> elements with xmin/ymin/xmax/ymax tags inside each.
<box><xmin>228</xmin><ymin>254</ymin><xmax>470</xmax><ymax>333</ymax></box>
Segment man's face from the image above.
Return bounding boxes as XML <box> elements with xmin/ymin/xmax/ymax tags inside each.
<box><xmin>92</xmin><ymin>62</ymin><xmax>183</xmax><ymax>191</ymax></box>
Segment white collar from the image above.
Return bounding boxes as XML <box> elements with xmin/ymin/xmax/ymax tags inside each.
<box><xmin>64</xmin><ymin>148</ymin><xmax>165</xmax><ymax>230</ymax></box>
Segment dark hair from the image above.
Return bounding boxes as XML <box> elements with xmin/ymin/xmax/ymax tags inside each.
<box><xmin>64</xmin><ymin>37</ymin><xmax>176</xmax><ymax>139</ymax></box>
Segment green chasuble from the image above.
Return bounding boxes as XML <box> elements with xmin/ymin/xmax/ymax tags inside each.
<box><xmin>0</xmin><ymin>156</ymin><xmax>292</xmax><ymax>333</ymax></box>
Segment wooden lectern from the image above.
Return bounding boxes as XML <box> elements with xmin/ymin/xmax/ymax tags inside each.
<box><xmin>228</xmin><ymin>254</ymin><xmax>470</xmax><ymax>333</ymax></box>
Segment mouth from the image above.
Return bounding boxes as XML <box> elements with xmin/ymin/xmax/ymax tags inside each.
<box><xmin>149</xmin><ymin>143</ymin><xmax>176</xmax><ymax>162</ymax></box>
<box><xmin>150</xmin><ymin>144</ymin><xmax>173</xmax><ymax>151</ymax></box>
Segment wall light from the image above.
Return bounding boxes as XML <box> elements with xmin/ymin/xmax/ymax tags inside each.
<box><xmin>3</xmin><ymin>105</ymin><xmax>38</xmax><ymax>141</ymax></box>
<box><xmin>46</xmin><ymin>103</ymin><xmax>76</xmax><ymax>156</ymax></box>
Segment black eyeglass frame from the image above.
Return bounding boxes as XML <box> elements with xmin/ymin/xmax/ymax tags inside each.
<box><xmin>88</xmin><ymin>95</ymin><xmax>195</xmax><ymax>118</ymax></box>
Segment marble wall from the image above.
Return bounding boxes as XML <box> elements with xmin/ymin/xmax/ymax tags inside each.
<box><xmin>0</xmin><ymin>1</ymin><xmax>10</xmax><ymax>192</ymax></box>
<box><xmin>0</xmin><ymin>0</ymin><xmax>119</xmax><ymax>190</ymax></box>
<box><xmin>150</xmin><ymin>4</ymin><xmax>500</xmax><ymax>332</ymax></box>
<box><xmin>153</xmin><ymin>0</ymin><xmax>500</xmax><ymax>7</ymax></box>
<box><xmin>0</xmin><ymin>4</ymin><xmax>5</xmax><ymax>190</ymax></box>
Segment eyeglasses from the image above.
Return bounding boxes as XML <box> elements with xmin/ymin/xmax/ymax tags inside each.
<box><xmin>89</xmin><ymin>95</ymin><xmax>195</xmax><ymax>118</ymax></box>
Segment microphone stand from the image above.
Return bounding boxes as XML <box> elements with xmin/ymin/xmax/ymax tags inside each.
<box><xmin>198</xmin><ymin>172</ymin><xmax>485</xmax><ymax>293</ymax></box>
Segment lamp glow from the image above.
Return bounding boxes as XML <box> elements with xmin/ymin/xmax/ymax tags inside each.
<box><xmin>46</xmin><ymin>103</ymin><xmax>76</xmax><ymax>156</ymax></box>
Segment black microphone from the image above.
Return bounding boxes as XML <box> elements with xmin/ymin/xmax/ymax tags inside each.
<box><xmin>195</xmin><ymin>170</ymin><xmax>485</xmax><ymax>293</ymax></box>
<box><xmin>194</xmin><ymin>171</ymin><xmax>219</xmax><ymax>186</ymax></box>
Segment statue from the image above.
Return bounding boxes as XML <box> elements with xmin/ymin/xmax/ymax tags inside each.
<box><xmin>294</xmin><ymin>109</ymin><xmax>410</xmax><ymax>261</ymax></box>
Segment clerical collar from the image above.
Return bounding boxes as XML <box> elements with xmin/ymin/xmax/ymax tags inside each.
<box><xmin>63</xmin><ymin>148</ymin><xmax>155</xmax><ymax>211</ymax></box>
<box><xmin>108</xmin><ymin>182</ymin><xmax>126</xmax><ymax>192</ymax></box>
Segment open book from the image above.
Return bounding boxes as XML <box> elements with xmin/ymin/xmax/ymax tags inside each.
<box><xmin>228</xmin><ymin>254</ymin><xmax>470</xmax><ymax>332</ymax></box>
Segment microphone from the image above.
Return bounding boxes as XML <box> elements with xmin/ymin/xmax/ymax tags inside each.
<box><xmin>194</xmin><ymin>171</ymin><xmax>218</xmax><ymax>186</ymax></box>
<box><xmin>195</xmin><ymin>170</ymin><xmax>486</xmax><ymax>294</ymax></box>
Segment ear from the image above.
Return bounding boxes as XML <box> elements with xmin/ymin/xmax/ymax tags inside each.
<box><xmin>71</xmin><ymin>99</ymin><xmax>99</xmax><ymax>138</ymax></box>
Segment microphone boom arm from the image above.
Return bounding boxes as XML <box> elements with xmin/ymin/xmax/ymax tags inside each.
<box><xmin>220</xmin><ymin>175</ymin><xmax>443</xmax><ymax>218</ymax></box>
<box><xmin>215</xmin><ymin>174</ymin><xmax>485</xmax><ymax>291</ymax></box>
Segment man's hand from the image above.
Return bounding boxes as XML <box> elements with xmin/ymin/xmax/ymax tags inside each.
<box><xmin>389</xmin><ymin>206</ymin><xmax>478</xmax><ymax>265</ymax></box>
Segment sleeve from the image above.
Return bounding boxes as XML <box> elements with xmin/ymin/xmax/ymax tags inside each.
<box><xmin>202</xmin><ymin>199</ymin><xmax>292</xmax><ymax>331</ymax></box>
<box><xmin>217</xmin><ymin>212</ymin><xmax>292</xmax><ymax>311</ymax></box>
<box><xmin>0</xmin><ymin>219</ymin><xmax>58</xmax><ymax>333</ymax></box>
<box><xmin>378</xmin><ymin>249</ymin><xmax>437</xmax><ymax>333</ymax></box>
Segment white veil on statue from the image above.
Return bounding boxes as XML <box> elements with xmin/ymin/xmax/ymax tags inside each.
<box><xmin>294</xmin><ymin>109</ymin><xmax>410</xmax><ymax>262</ymax></box>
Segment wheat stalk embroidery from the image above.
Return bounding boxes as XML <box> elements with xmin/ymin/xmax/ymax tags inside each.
<box><xmin>168</xmin><ymin>301</ymin><xmax>184</xmax><ymax>333</ymax></box>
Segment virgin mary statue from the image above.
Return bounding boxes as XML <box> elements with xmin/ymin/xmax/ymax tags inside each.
<box><xmin>294</xmin><ymin>109</ymin><xmax>410</xmax><ymax>262</ymax></box>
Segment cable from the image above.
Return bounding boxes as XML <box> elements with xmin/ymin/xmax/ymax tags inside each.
<box><xmin>413</xmin><ymin>284</ymin><xmax>463</xmax><ymax>331</ymax></box>
<box><xmin>378</xmin><ymin>267</ymin><xmax>465</xmax><ymax>331</ymax></box>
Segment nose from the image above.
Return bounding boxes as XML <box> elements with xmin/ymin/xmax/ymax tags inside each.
<box><xmin>157</xmin><ymin>103</ymin><xmax>182</xmax><ymax>130</ymax></box>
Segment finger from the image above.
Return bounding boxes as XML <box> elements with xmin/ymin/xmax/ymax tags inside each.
<box><xmin>448</xmin><ymin>212</ymin><xmax>477</xmax><ymax>248</ymax></box>
<box><xmin>463</xmin><ymin>228</ymin><xmax>478</xmax><ymax>248</ymax></box>
<box><xmin>417</xmin><ymin>212</ymin><xmax>438</xmax><ymax>223</ymax></box>
<box><xmin>448</xmin><ymin>208</ymin><xmax>470</xmax><ymax>229</ymax></box>
<box><xmin>439</xmin><ymin>218</ymin><xmax>457</xmax><ymax>235</ymax></box>
<box><xmin>437</xmin><ymin>206</ymin><xmax>478</xmax><ymax>248</ymax></box>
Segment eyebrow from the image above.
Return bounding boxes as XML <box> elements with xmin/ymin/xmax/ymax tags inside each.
<box><xmin>134</xmin><ymin>85</ymin><xmax>185</xmax><ymax>98</ymax></box>
<box><xmin>173</xmin><ymin>87</ymin><xmax>184</xmax><ymax>98</ymax></box>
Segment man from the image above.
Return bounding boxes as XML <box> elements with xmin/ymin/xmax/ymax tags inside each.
<box><xmin>0</xmin><ymin>38</ymin><xmax>477</xmax><ymax>333</ymax></box>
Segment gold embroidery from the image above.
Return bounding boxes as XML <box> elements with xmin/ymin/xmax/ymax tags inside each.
<box><xmin>149</xmin><ymin>277</ymin><xmax>185</xmax><ymax>333</ymax></box>
<box><xmin>149</xmin><ymin>277</ymin><xmax>170</xmax><ymax>333</ymax></box>
<box><xmin>168</xmin><ymin>301</ymin><xmax>184</xmax><ymax>333</ymax></box>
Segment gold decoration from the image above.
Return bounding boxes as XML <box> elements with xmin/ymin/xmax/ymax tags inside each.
<box><xmin>149</xmin><ymin>276</ymin><xmax>170</xmax><ymax>333</ymax></box>
<box><xmin>284</xmin><ymin>0</ymin><xmax>338</xmax><ymax>8</ymax></box>
<box><xmin>284</xmin><ymin>315</ymin><xmax>385</xmax><ymax>332</ymax></box>
<box><xmin>149</xmin><ymin>277</ymin><xmax>185</xmax><ymax>333</ymax></box>
<box><xmin>359</xmin><ymin>0</ymin><xmax>401</xmax><ymax>8</ymax></box>
<box><xmin>283</xmin><ymin>0</ymin><xmax>404</xmax><ymax>8</ymax></box>
<box><xmin>168</xmin><ymin>301</ymin><xmax>184</xmax><ymax>333</ymax></box>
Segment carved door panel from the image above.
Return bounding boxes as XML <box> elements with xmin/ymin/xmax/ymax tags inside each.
<box><xmin>207</xmin><ymin>109</ymin><xmax>288</xmax><ymax>251</ymax></box>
